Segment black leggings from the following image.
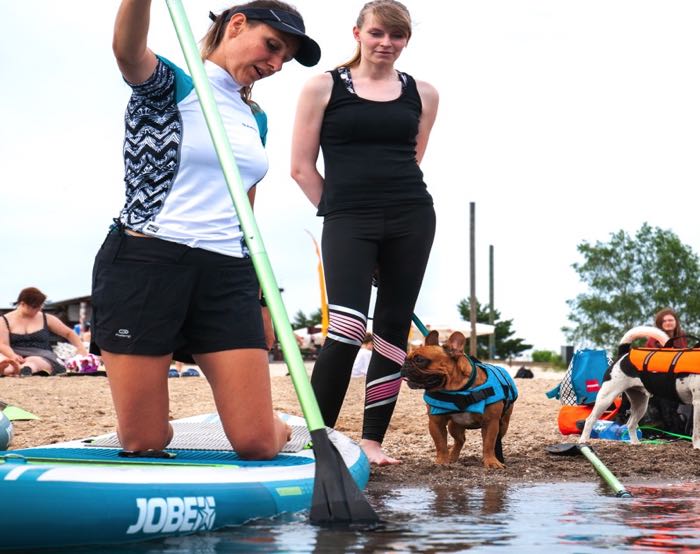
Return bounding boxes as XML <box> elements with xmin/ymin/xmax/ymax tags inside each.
<box><xmin>311</xmin><ymin>204</ymin><xmax>435</xmax><ymax>442</ymax></box>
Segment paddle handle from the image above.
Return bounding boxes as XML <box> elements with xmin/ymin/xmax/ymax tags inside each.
<box><xmin>165</xmin><ymin>0</ymin><xmax>324</xmax><ymax>431</ymax></box>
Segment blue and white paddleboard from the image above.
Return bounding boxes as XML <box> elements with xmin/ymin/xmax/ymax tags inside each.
<box><xmin>0</xmin><ymin>413</ymin><xmax>370</xmax><ymax>550</ymax></box>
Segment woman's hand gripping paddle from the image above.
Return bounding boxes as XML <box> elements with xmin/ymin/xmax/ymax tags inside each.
<box><xmin>165</xmin><ymin>0</ymin><xmax>378</xmax><ymax>525</ymax></box>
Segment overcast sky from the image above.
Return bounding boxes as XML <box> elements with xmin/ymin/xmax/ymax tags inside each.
<box><xmin>2</xmin><ymin>1</ymin><xmax>699</xmax><ymax>353</ymax></box>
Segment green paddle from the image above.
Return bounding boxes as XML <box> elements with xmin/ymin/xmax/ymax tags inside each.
<box><xmin>165</xmin><ymin>0</ymin><xmax>378</xmax><ymax>524</ymax></box>
<box><xmin>547</xmin><ymin>443</ymin><xmax>632</xmax><ymax>498</ymax></box>
<box><xmin>0</xmin><ymin>400</ymin><xmax>39</xmax><ymax>421</ymax></box>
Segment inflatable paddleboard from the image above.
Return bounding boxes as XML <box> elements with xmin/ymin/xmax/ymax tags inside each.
<box><xmin>0</xmin><ymin>413</ymin><xmax>370</xmax><ymax>550</ymax></box>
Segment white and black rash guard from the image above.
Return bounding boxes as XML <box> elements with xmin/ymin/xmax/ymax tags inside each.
<box><xmin>118</xmin><ymin>56</ymin><xmax>268</xmax><ymax>258</ymax></box>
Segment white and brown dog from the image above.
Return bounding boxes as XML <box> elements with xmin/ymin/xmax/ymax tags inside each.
<box><xmin>579</xmin><ymin>326</ymin><xmax>700</xmax><ymax>448</ymax></box>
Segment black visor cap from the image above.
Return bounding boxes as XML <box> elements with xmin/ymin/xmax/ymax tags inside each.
<box><xmin>217</xmin><ymin>7</ymin><xmax>321</xmax><ymax>67</ymax></box>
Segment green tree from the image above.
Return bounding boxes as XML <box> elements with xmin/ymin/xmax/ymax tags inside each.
<box><xmin>457</xmin><ymin>299</ymin><xmax>532</xmax><ymax>360</ymax></box>
<box><xmin>565</xmin><ymin>223</ymin><xmax>700</xmax><ymax>350</ymax></box>
<box><xmin>292</xmin><ymin>308</ymin><xmax>323</xmax><ymax>330</ymax></box>
<box><xmin>531</xmin><ymin>350</ymin><xmax>555</xmax><ymax>363</ymax></box>
<box><xmin>531</xmin><ymin>350</ymin><xmax>566</xmax><ymax>369</ymax></box>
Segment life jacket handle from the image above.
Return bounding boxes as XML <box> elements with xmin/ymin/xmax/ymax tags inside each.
<box><xmin>663</xmin><ymin>335</ymin><xmax>700</xmax><ymax>348</ymax></box>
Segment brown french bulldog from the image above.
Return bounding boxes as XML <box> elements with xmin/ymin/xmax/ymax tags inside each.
<box><xmin>401</xmin><ymin>331</ymin><xmax>517</xmax><ymax>469</ymax></box>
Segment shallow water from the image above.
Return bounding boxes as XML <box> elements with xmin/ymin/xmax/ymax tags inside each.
<box><xmin>46</xmin><ymin>482</ymin><xmax>700</xmax><ymax>553</ymax></box>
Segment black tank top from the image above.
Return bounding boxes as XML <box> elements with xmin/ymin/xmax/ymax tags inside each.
<box><xmin>2</xmin><ymin>313</ymin><xmax>52</xmax><ymax>350</ymax></box>
<box><xmin>317</xmin><ymin>68</ymin><xmax>433</xmax><ymax>216</ymax></box>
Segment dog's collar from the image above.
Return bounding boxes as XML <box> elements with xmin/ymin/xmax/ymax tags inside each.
<box><xmin>465</xmin><ymin>356</ymin><xmax>478</xmax><ymax>389</ymax></box>
<box><xmin>456</xmin><ymin>351</ymin><xmax>478</xmax><ymax>390</ymax></box>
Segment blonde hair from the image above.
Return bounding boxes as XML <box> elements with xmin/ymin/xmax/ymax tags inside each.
<box><xmin>201</xmin><ymin>0</ymin><xmax>302</xmax><ymax>107</ymax></box>
<box><xmin>338</xmin><ymin>0</ymin><xmax>412</xmax><ymax>69</ymax></box>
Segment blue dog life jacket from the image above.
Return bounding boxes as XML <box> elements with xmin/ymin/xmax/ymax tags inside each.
<box><xmin>424</xmin><ymin>360</ymin><xmax>518</xmax><ymax>415</ymax></box>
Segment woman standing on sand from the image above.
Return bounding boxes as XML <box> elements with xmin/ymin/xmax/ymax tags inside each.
<box><xmin>291</xmin><ymin>0</ymin><xmax>439</xmax><ymax>465</ymax></box>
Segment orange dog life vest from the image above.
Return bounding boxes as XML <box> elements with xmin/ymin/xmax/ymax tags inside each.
<box><xmin>629</xmin><ymin>348</ymin><xmax>700</xmax><ymax>374</ymax></box>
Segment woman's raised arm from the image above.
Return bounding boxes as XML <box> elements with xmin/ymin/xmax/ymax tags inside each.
<box><xmin>113</xmin><ymin>0</ymin><xmax>158</xmax><ymax>84</ymax></box>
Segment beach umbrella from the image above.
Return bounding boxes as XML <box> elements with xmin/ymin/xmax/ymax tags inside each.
<box><xmin>409</xmin><ymin>316</ymin><xmax>496</xmax><ymax>346</ymax></box>
<box><xmin>426</xmin><ymin>321</ymin><xmax>496</xmax><ymax>339</ymax></box>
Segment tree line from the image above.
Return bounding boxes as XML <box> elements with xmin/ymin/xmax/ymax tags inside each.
<box><xmin>564</xmin><ymin>222</ymin><xmax>700</xmax><ymax>351</ymax></box>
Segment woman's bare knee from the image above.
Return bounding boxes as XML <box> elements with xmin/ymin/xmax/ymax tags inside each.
<box><xmin>118</xmin><ymin>422</ymin><xmax>173</xmax><ymax>452</ymax></box>
<box><xmin>232</xmin><ymin>435</ymin><xmax>280</xmax><ymax>460</ymax></box>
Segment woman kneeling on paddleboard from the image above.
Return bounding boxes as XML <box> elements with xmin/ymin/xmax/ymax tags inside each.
<box><xmin>91</xmin><ymin>0</ymin><xmax>320</xmax><ymax>458</ymax></box>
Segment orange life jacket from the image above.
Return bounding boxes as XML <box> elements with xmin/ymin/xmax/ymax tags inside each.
<box><xmin>557</xmin><ymin>398</ymin><xmax>621</xmax><ymax>435</ymax></box>
<box><xmin>629</xmin><ymin>348</ymin><xmax>700</xmax><ymax>374</ymax></box>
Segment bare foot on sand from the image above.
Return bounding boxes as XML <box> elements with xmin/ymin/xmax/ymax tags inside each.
<box><xmin>360</xmin><ymin>439</ymin><xmax>401</xmax><ymax>466</ymax></box>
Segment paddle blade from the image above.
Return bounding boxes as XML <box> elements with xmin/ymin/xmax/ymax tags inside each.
<box><xmin>546</xmin><ymin>443</ymin><xmax>583</xmax><ymax>456</ymax></box>
<box><xmin>309</xmin><ymin>429</ymin><xmax>379</xmax><ymax>525</ymax></box>
<box><xmin>3</xmin><ymin>406</ymin><xmax>39</xmax><ymax>421</ymax></box>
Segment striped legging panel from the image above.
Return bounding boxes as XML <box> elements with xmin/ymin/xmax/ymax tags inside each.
<box><xmin>372</xmin><ymin>333</ymin><xmax>407</xmax><ymax>367</ymax></box>
<box><xmin>326</xmin><ymin>304</ymin><xmax>367</xmax><ymax>346</ymax></box>
<box><xmin>365</xmin><ymin>371</ymin><xmax>402</xmax><ymax>410</ymax></box>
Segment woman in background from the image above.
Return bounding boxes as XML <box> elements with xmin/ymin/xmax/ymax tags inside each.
<box><xmin>646</xmin><ymin>308</ymin><xmax>687</xmax><ymax>348</ymax></box>
<box><xmin>0</xmin><ymin>287</ymin><xmax>87</xmax><ymax>376</ymax></box>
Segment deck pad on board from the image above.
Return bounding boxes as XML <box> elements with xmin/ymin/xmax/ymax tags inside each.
<box><xmin>86</xmin><ymin>421</ymin><xmax>316</xmax><ymax>453</ymax></box>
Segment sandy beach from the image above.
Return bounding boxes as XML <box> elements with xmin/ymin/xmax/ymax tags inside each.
<box><xmin>2</xmin><ymin>363</ymin><xmax>700</xmax><ymax>488</ymax></box>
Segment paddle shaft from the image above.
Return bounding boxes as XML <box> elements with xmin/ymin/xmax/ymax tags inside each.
<box><xmin>578</xmin><ymin>445</ymin><xmax>632</xmax><ymax>498</ymax></box>
<box><xmin>411</xmin><ymin>313</ymin><xmax>430</xmax><ymax>337</ymax></box>
<box><xmin>164</xmin><ymin>1</ymin><xmax>323</xmax><ymax>431</ymax></box>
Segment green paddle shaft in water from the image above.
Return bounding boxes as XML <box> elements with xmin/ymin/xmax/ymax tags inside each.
<box><xmin>165</xmin><ymin>0</ymin><xmax>378</xmax><ymax>524</ymax></box>
<box><xmin>547</xmin><ymin>443</ymin><xmax>632</xmax><ymax>498</ymax></box>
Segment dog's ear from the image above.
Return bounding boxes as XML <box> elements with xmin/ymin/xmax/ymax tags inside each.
<box><xmin>425</xmin><ymin>330</ymin><xmax>440</xmax><ymax>346</ymax></box>
<box><xmin>447</xmin><ymin>332</ymin><xmax>466</xmax><ymax>352</ymax></box>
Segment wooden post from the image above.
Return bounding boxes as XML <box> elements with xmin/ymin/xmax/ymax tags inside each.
<box><xmin>489</xmin><ymin>245</ymin><xmax>495</xmax><ymax>360</ymax></box>
<box><xmin>469</xmin><ymin>202</ymin><xmax>477</xmax><ymax>356</ymax></box>
<box><xmin>79</xmin><ymin>301</ymin><xmax>87</xmax><ymax>333</ymax></box>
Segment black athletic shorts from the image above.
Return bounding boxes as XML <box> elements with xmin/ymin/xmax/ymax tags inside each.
<box><xmin>90</xmin><ymin>228</ymin><xmax>265</xmax><ymax>361</ymax></box>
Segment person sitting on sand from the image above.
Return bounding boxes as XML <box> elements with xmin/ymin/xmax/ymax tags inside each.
<box><xmin>0</xmin><ymin>287</ymin><xmax>88</xmax><ymax>376</ymax></box>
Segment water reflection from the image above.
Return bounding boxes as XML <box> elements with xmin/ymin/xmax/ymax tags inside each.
<box><xmin>64</xmin><ymin>481</ymin><xmax>700</xmax><ymax>553</ymax></box>
<box><xmin>622</xmin><ymin>483</ymin><xmax>700</xmax><ymax>552</ymax></box>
